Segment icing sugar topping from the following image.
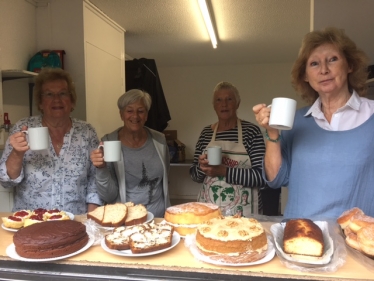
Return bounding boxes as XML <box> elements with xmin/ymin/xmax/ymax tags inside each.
<box><xmin>166</xmin><ymin>202</ymin><xmax>219</xmax><ymax>214</ymax></box>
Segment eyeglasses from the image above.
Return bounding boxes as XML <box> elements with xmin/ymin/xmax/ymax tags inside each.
<box><xmin>41</xmin><ymin>92</ymin><xmax>71</xmax><ymax>100</ymax></box>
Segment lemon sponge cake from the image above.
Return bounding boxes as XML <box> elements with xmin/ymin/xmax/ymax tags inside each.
<box><xmin>164</xmin><ymin>202</ymin><xmax>222</xmax><ymax>236</ymax></box>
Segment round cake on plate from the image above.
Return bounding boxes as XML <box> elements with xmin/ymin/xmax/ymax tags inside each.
<box><xmin>164</xmin><ymin>202</ymin><xmax>222</xmax><ymax>236</ymax></box>
<box><xmin>13</xmin><ymin>220</ymin><xmax>89</xmax><ymax>259</ymax></box>
<box><xmin>195</xmin><ymin>216</ymin><xmax>268</xmax><ymax>263</ymax></box>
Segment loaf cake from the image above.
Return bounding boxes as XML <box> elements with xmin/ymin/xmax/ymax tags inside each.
<box><xmin>105</xmin><ymin>221</ymin><xmax>174</xmax><ymax>253</ymax></box>
<box><xmin>13</xmin><ymin>220</ymin><xmax>89</xmax><ymax>259</ymax></box>
<box><xmin>195</xmin><ymin>216</ymin><xmax>268</xmax><ymax>263</ymax></box>
<box><xmin>88</xmin><ymin>202</ymin><xmax>147</xmax><ymax>227</ymax></box>
<box><xmin>283</xmin><ymin>219</ymin><xmax>324</xmax><ymax>257</ymax></box>
<box><xmin>164</xmin><ymin>202</ymin><xmax>222</xmax><ymax>236</ymax></box>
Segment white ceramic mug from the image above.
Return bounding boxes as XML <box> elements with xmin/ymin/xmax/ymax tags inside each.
<box><xmin>204</xmin><ymin>146</ymin><xmax>222</xmax><ymax>166</ymax></box>
<box><xmin>98</xmin><ymin>141</ymin><xmax>121</xmax><ymax>162</ymax></box>
<box><xmin>268</xmin><ymin>97</ymin><xmax>297</xmax><ymax>130</ymax></box>
<box><xmin>22</xmin><ymin>127</ymin><xmax>49</xmax><ymax>151</ymax></box>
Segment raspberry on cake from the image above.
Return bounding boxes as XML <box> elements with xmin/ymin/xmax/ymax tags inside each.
<box><xmin>24</xmin><ymin>213</ymin><xmax>45</xmax><ymax>227</ymax></box>
<box><xmin>43</xmin><ymin>209</ymin><xmax>70</xmax><ymax>221</ymax></box>
<box><xmin>195</xmin><ymin>216</ymin><xmax>268</xmax><ymax>263</ymax></box>
<box><xmin>13</xmin><ymin>210</ymin><xmax>32</xmax><ymax>220</ymax></box>
<box><xmin>32</xmin><ymin>208</ymin><xmax>48</xmax><ymax>216</ymax></box>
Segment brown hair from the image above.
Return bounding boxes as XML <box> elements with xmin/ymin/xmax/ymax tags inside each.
<box><xmin>291</xmin><ymin>27</ymin><xmax>369</xmax><ymax>104</ymax></box>
<box><xmin>34</xmin><ymin>68</ymin><xmax>77</xmax><ymax>112</ymax></box>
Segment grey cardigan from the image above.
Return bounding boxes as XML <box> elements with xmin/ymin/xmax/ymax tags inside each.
<box><xmin>95</xmin><ymin>127</ymin><xmax>171</xmax><ymax>210</ymax></box>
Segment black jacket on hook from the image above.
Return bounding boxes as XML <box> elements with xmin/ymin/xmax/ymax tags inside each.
<box><xmin>125</xmin><ymin>58</ymin><xmax>171</xmax><ymax>132</ymax></box>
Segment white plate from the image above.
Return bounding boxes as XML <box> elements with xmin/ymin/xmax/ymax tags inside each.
<box><xmin>6</xmin><ymin>235</ymin><xmax>94</xmax><ymax>262</ymax></box>
<box><xmin>101</xmin><ymin>231</ymin><xmax>180</xmax><ymax>257</ymax></box>
<box><xmin>1</xmin><ymin>211</ymin><xmax>75</xmax><ymax>233</ymax></box>
<box><xmin>96</xmin><ymin>211</ymin><xmax>154</xmax><ymax>230</ymax></box>
<box><xmin>1</xmin><ymin>224</ymin><xmax>19</xmax><ymax>232</ymax></box>
<box><xmin>186</xmin><ymin>234</ymin><xmax>275</xmax><ymax>266</ymax></box>
<box><xmin>65</xmin><ymin>211</ymin><xmax>74</xmax><ymax>220</ymax></box>
<box><xmin>270</xmin><ymin>220</ymin><xmax>334</xmax><ymax>266</ymax></box>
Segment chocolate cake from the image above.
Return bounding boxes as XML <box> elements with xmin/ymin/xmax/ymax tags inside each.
<box><xmin>13</xmin><ymin>220</ymin><xmax>89</xmax><ymax>259</ymax></box>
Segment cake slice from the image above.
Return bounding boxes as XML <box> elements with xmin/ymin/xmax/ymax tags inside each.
<box><xmin>102</xmin><ymin>203</ymin><xmax>128</xmax><ymax>227</ymax></box>
<box><xmin>105</xmin><ymin>224</ymin><xmax>145</xmax><ymax>250</ymax></box>
<box><xmin>87</xmin><ymin>206</ymin><xmax>105</xmax><ymax>224</ymax></box>
<box><xmin>125</xmin><ymin>204</ymin><xmax>148</xmax><ymax>226</ymax></box>
<box><xmin>129</xmin><ymin>226</ymin><xmax>173</xmax><ymax>254</ymax></box>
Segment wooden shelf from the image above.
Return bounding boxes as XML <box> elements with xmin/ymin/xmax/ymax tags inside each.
<box><xmin>1</xmin><ymin>69</ymin><xmax>38</xmax><ymax>82</ymax></box>
<box><xmin>170</xmin><ymin>159</ymin><xmax>193</xmax><ymax>167</ymax></box>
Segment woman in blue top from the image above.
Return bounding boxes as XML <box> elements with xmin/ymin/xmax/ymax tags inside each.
<box><xmin>253</xmin><ymin>27</ymin><xmax>374</xmax><ymax>219</ymax></box>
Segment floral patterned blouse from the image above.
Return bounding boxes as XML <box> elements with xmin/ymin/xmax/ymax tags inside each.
<box><xmin>0</xmin><ymin>115</ymin><xmax>103</xmax><ymax>214</ymax></box>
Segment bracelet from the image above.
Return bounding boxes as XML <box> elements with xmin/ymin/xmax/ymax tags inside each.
<box><xmin>265</xmin><ymin>130</ymin><xmax>280</xmax><ymax>143</ymax></box>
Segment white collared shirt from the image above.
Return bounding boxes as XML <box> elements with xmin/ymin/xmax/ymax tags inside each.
<box><xmin>305</xmin><ymin>90</ymin><xmax>374</xmax><ymax>131</ymax></box>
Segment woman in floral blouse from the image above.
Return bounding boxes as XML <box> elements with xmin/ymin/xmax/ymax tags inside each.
<box><xmin>0</xmin><ymin>68</ymin><xmax>103</xmax><ymax>214</ymax></box>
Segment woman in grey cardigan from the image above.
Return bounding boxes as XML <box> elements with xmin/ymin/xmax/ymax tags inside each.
<box><xmin>90</xmin><ymin>89</ymin><xmax>170</xmax><ymax>217</ymax></box>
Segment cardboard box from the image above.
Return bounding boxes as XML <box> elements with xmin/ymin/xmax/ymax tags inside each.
<box><xmin>163</xmin><ymin>130</ymin><xmax>177</xmax><ymax>141</ymax></box>
<box><xmin>163</xmin><ymin>130</ymin><xmax>186</xmax><ymax>163</ymax></box>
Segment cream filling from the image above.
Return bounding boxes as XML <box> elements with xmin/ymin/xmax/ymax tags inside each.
<box><xmin>196</xmin><ymin>240</ymin><xmax>268</xmax><ymax>256</ymax></box>
<box><xmin>164</xmin><ymin>221</ymin><xmax>198</xmax><ymax>228</ymax></box>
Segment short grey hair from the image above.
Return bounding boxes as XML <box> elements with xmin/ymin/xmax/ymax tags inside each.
<box><xmin>212</xmin><ymin>81</ymin><xmax>241</xmax><ymax>106</ymax></box>
<box><xmin>117</xmin><ymin>89</ymin><xmax>152</xmax><ymax>112</ymax></box>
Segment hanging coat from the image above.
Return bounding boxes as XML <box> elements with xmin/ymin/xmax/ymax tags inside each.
<box><xmin>125</xmin><ymin>58</ymin><xmax>171</xmax><ymax>132</ymax></box>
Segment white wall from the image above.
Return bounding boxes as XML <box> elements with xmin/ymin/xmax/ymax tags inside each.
<box><xmin>158</xmin><ymin>63</ymin><xmax>307</xmax><ymax>200</ymax></box>
<box><xmin>0</xmin><ymin>0</ymin><xmax>37</xmax><ymax>123</ymax></box>
<box><xmin>158</xmin><ymin>63</ymin><xmax>305</xmax><ymax>159</ymax></box>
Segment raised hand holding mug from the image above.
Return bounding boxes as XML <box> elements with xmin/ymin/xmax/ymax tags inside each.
<box><xmin>268</xmin><ymin>97</ymin><xmax>297</xmax><ymax>130</ymax></box>
<box><xmin>203</xmin><ymin>146</ymin><xmax>222</xmax><ymax>166</ymax></box>
<box><xmin>98</xmin><ymin>141</ymin><xmax>121</xmax><ymax>162</ymax></box>
<box><xmin>21</xmin><ymin>127</ymin><xmax>49</xmax><ymax>150</ymax></box>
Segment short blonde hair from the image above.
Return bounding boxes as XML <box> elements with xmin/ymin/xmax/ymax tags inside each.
<box><xmin>117</xmin><ymin>89</ymin><xmax>152</xmax><ymax>112</ymax></box>
<box><xmin>291</xmin><ymin>27</ymin><xmax>369</xmax><ymax>104</ymax></box>
<box><xmin>212</xmin><ymin>81</ymin><xmax>241</xmax><ymax>106</ymax></box>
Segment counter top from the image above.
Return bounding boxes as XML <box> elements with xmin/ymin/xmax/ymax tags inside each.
<box><xmin>0</xmin><ymin>213</ymin><xmax>373</xmax><ymax>281</ymax></box>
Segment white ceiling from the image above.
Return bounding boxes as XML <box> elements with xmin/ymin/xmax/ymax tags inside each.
<box><xmin>88</xmin><ymin>0</ymin><xmax>374</xmax><ymax>70</ymax></box>
<box><xmin>89</xmin><ymin>0</ymin><xmax>311</xmax><ymax>67</ymax></box>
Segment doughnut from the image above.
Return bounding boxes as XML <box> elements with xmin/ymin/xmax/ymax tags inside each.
<box><xmin>348</xmin><ymin>213</ymin><xmax>374</xmax><ymax>233</ymax></box>
<box><xmin>357</xmin><ymin>224</ymin><xmax>374</xmax><ymax>257</ymax></box>
<box><xmin>337</xmin><ymin>207</ymin><xmax>364</xmax><ymax>229</ymax></box>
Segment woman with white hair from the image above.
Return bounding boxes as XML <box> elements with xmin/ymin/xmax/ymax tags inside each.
<box><xmin>190</xmin><ymin>82</ymin><xmax>266</xmax><ymax>217</ymax></box>
<box><xmin>90</xmin><ymin>89</ymin><xmax>170</xmax><ymax>217</ymax></box>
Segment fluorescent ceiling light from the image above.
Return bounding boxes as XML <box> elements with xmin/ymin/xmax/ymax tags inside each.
<box><xmin>198</xmin><ymin>0</ymin><xmax>217</xmax><ymax>48</ymax></box>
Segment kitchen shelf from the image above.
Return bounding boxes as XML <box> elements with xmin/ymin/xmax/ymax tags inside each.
<box><xmin>170</xmin><ymin>159</ymin><xmax>193</xmax><ymax>167</ymax></box>
<box><xmin>1</xmin><ymin>69</ymin><xmax>38</xmax><ymax>116</ymax></box>
<box><xmin>1</xmin><ymin>69</ymin><xmax>38</xmax><ymax>82</ymax></box>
